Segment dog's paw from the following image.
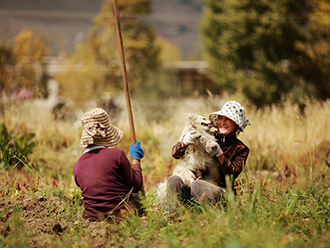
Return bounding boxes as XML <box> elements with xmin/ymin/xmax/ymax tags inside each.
<box><xmin>191</xmin><ymin>131</ymin><xmax>201</xmax><ymax>140</ymax></box>
<box><xmin>205</xmin><ymin>141</ymin><xmax>218</xmax><ymax>155</ymax></box>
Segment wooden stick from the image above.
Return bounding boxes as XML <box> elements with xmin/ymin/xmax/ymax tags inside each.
<box><xmin>112</xmin><ymin>0</ymin><xmax>145</xmax><ymax>197</ymax></box>
<box><xmin>113</xmin><ymin>0</ymin><xmax>136</xmax><ymax>145</ymax></box>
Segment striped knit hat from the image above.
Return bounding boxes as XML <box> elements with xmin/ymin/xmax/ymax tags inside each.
<box><xmin>80</xmin><ymin>108</ymin><xmax>123</xmax><ymax>148</ymax></box>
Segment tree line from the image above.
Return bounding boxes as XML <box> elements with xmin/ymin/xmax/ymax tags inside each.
<box><xmin>200</xmin><ymin>0</ymin><xmax>330</xmax><ymax>107</ymax></box>
<box><xmin>1</xmin><ymin>0</ymin><xmax>330</xmax><ymax>109</ymax></box>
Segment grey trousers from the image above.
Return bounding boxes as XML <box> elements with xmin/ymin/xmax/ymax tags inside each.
<box><xmin>166</xmin><ymin>175</ymin><xmax>227</xmax><ymax>206</ymax></box>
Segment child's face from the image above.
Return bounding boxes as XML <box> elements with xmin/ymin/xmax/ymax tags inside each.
<box><xmin>217</xmin><ymin>115</ymin><xmax>237</xmax><ymax>136</ymax></box>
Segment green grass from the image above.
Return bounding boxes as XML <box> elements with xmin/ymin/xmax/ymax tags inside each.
<box><xmin>0</xmin><ymin>169</ymin><xmax>330</xmax><ymax>247</ymax></box>
<box><xmin>1</xmin><ymin>97</ymin><xmax>330</xmax><ymax>247</ymax></box>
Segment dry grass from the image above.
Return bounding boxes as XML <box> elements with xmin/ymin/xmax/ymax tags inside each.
<box><xmin>2</xmin><ymin>96</ymin><xmax>330</xmax><ymax>190</ymax></box>
<box><xmin>243</xmin><ymin>99</ymin><xmax>330</xmax><ymax>186</ymax></box>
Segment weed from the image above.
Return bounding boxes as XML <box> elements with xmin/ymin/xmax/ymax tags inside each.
<box><xmin>0</xmin><ymin>122</ymin><xmax>37</xmax><ymax>169</ymax></box>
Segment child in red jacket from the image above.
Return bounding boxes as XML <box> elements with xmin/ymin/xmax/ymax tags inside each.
<box><xmin>74</xmin><ymin>108</ymin><xmax>144</xmax><ymax>222</ymax></box>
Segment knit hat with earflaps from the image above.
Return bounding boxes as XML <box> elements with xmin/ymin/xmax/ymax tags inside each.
<box><xmin>80</xmin><ymin>108</ymin><xmax>123</xmax><ymax>148</ymax></box>
<box><xmin>209</xmin><ymin>101</ymin><xmax>251</xmax><ymax>132</ymax></box>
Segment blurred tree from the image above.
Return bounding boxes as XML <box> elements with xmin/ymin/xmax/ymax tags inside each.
<box><xmin>295</xmin><ymin>0</ymin><xmax>330</xmax><ymax>100</ymax></box>
<box><xmin>0</xmin><ymin>30</ymin><xmax>50</xmax><ymax>99</ymax></box>
<box><xmin>56</xmin><ymin>0</ymin><xmax>160</xmax><ymax>108</ymax></box>
<box><xmin>156</xmin><ymin>36</ymin><xmax>181</xmax><ymax>62</ymax></box>
<box><xmin>200</xmin><ymin>0</ymin><xmax>320</xmax><ymax>107</ymax></box>
<box><xmin>0</xmin><ymin>41</ymin><xmax>13</xmax><ymax>94</ymax></box>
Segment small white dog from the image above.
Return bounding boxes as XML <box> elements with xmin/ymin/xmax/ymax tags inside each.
<box><xmin>156</xmin><ymin>113</ymin><xmax>220</xmax><ymax>202</ymax></box>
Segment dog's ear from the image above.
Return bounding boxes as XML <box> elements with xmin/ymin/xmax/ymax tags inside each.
<box><xmin>184</xmin><ymin>113</ymin><xmax>194</xmax><ymax>120</ymax></box>
<box><xmin>185</xmin><ymin>113</ymin><xmax>198</xmax><ymax>122</ymax></box>
<box><xmin>188</xmin><ymin>114</ymin><xmax>202</xmax><ymax>130</ymax></box>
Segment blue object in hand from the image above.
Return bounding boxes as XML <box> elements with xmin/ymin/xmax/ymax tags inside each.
<box><xmin>129</xmin><ymin>141</ymin><xmax>144</xmax><ymax>161</ymax></box>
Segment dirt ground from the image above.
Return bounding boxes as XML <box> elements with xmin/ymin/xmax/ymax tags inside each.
<box><xmin>0</xmin><ymin>194</ymin><xmax>113</xmax><ymax>247</ymax></box>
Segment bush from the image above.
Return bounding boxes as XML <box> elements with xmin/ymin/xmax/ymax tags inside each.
<box><xmin>0</xmin><ymin>122</ymin><xmax>37</xmax><ymax>169</ymax></box>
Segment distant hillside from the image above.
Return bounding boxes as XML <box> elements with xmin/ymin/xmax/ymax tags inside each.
<box><xmin>0</xmin><ymin>0</ymin><xmax>103</xmax><ymax>11</ymax></box>
<box><xmin>0</xmin><ymin>0</ymin><xmax>203</xmax><ymax>59</ymax></box>
<box><xmin>151</xmin><ymin>0</ymin><xmax>203</xmax><ymax>59</ymax></box>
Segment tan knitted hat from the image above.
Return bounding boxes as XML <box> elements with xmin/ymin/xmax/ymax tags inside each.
<box><xmin>80</xmin><ymin>108</ymin><xmax>123</xmax><ymax>148</ymax></box>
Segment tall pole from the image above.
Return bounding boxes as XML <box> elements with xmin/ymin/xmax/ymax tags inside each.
<box><xmin>113</xmin><ymin>0</ymin><xmax>136</xmax><ymax>145</ymax></box>
<box><xmin>112</xmin><ymin>0</ymin><xmax>145</xmax><ymax>197</ymax></box>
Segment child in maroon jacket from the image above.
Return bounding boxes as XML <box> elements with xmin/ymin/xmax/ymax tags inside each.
<box><xmin>74</xmin><ymin>108</ymin><xmax>144</xmax><ymax>222</ymax></box>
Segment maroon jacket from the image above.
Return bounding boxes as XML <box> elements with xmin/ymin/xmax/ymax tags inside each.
<box><xmin>172</xmin><ymin>132</ymin><xmax>249</xmax><ymax>188</ymax></box>
<box><xmin>73</xmin><ymin>147</ymin><xmax>142</xmax><ymax>220</ymax></box>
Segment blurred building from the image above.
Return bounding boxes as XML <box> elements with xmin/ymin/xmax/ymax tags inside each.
<box><xmin>45</xmin><ymin>58</ymin><xmax>219</xmax><ymax>96</ymax></box>
<box><xmin>166</xmin><ymin>61</ymin><xmax>220</xmax><ymax>96</ymax></box>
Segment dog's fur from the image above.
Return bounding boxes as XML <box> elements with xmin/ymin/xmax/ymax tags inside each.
<box><xmin>156</xmin><ymin>113</ymin><xmax>221</xmax><ymax>202</ymax></box>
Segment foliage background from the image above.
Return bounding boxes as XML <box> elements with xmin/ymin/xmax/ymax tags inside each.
<box><xmin>200</xmin><ymin>0</ymin><xmax>330</xmax><ymax>107</ymax></box>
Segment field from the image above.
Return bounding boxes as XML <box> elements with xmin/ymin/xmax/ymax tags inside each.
<box><xmin>1</xmin><ymin>95</ymin><xmax>330</xmax><ymax>247</ymax></box>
